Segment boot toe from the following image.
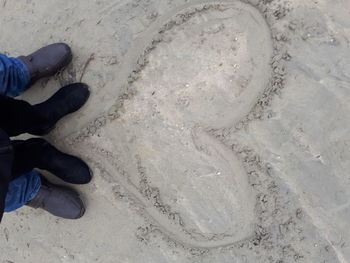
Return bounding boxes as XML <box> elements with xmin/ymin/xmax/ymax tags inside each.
<box><xmin>67</xmin><ymin>83</ymin><xmax>90</xmax><ymax>104</ymax></box>
<box><xmin>55</xmin><ymin>83</ymin><xmax>90</xmax><ymax>113</ymax></box>
<box><xmin>70</xmin><ymin>161</ymin><xmax>93</xmax><ymax>184</ymax></box>
<box><xmin>50</xmin><ymin>155</ymin><xmax>92</xmax><ymax>185</ymax></box>
<box><xmin>48</xmin><ymin>42</ymin><xmax>71</xmax><ymax>55</ymax></box>
<box><xmin>54</xmin><ymin>43</ymin><xmax>73</xmax><ymax>66</ymax></box>
<box><xmin>55</xmin><ymin>43</ymin><xmax>71</xmax><ymax>54</ymax></box>
<box><xmin>46</xmin><ymin>186</ymin><xmax>86</xmax><ymax>219</ymax></box>
<box><xmin>61</xmin><ymin>191</ymin><xmax>85</xmax><ymax>219</ymax></box>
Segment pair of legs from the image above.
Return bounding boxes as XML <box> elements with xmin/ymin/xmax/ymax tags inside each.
<box><xmin>0</xmin><ymin>53</ymin><xmax>41</xmax><ymax>212</ymax></box>
<box><xmin>1</xmin><ymin>44</ymin><xmax>91</xmax><ymax>219</ymax></box>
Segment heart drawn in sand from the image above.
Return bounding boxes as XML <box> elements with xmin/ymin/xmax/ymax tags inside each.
<box><xmin>82</xmin><ymin>0</ymin><xmax>273</xmax><ymax>248</ymax></box>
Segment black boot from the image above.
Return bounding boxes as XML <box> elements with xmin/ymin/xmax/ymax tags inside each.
<box><xmin>12</xmin><ymin>138</ymin><xmax>92</xmax><ymax>184</ymax></box>
<box><xmin>18</xmin><ymin>43</ymin><xmax>72</xmax><ymax>84</ymax></box>
<box><xmin>30</xmin><ymin>83</ymin><xmax>90</xmax><ymax>135</ymax></box>
<box><xmin>26</xmin><ymin>177</ymin><xmax>85</xmax><ymax>219</ymax></box>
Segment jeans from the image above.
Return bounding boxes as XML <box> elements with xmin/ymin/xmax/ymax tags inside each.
<box><xmin>0</xmin><ymin>53</ymin><xmax>42</xmax><ymax>212</ymax></box>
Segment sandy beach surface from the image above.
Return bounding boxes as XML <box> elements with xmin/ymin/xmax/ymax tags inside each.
<box><xmin>1</xmin><ymin>0</ymin><xmax>350</xmax><ymax>262</ymax></box>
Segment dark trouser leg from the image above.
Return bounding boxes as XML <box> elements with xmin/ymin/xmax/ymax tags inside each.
<box><xmin>11</xmin><ymin>138</ymin><xmax>92</xmax><ymax>184</ymax></box>
<box><xmin>0</xmin><ymin>95</ymin><xmax>46</xmax><ymax>137</ymax></box>
<box><xmin>0</xmin><ymin>83</ymin><xmax>90</xmax><ymax>137</ymax></box>
<box><xmin>10</xmin><ymin>140</ymin><xmax>40</xmax><ymax>180</ymax></box>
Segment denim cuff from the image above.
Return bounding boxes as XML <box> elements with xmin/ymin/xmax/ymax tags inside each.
<box><xmin>4</xmin><ymin>170</ymin><xmax>42</xmax><ymax>212</ymax></box>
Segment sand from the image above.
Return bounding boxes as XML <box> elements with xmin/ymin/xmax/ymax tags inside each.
<box><xmin>0</xmin><ymin>0</ymin><xmax>350</xmax><ymax>262</ymax></box>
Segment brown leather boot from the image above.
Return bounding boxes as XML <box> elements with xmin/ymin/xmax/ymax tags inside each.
<box><xmin>26</xmin><ymin>178</ymin><xmax>85</xmax><ymax>219</ymax></box>
<box><xmin>18</xmin><ymin>43</ymin><xmax>72</xmax><ymax>84</ymax></box>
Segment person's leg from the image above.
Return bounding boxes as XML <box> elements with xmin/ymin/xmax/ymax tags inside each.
<box><xmin>0</xmin><ymin>43</ymin><xmax>72</xmax><ymax>97</ymax></box>
<box><xmin>0</xmin><ymin>53</ymin><xmax>30</xmax><ymax>97</ymax></box>
<box><xmin>0</xmin><ymin>83</ymin><xmax>90</xmax><ymax>137</ymax></box>
<box><xmin>0</xmin><ymin>54</ymin><xmax>40</xmax><ymax>215</ymax></box>
<box><xmin>26</xmin><ymin>177</ymin><xmax>86</xmax><ymax>219</ymax></box>
<box><xmin>0</xmin><ymin>95</ymin><xmax>48</xmax><ymax>136</ymax></box>
<box><xmin>1</xmin><ymin>86</ymin><xmax>90</xmax><ymax>217</ymax></box>
<box><xmin>0</xmin><ymin>46</ymin><xmax>88</xmax><ymax>218</ymax></box>
<box><xmin>5</xmin><ymin>138</ymin><xmax>91</xmax><ymax>218</ymax></box>
<box><xmin>18</xmin><ymin>43</ymin><xmax>72</xmax><ymax>85</ymax></box>
<box><xmin>11</xmin><ymin>138</ymin><xmax>92</xmax><ymax>184</ymax></box>
<box><xmin>0</xmin><ymin>45</ymin><xmax>78</xmax><ymax>137</ymax></box>
<box><xmin>5</xmin><ymin>171</ymin><xmax>85</xmax><ymax>219</ymax></box>
<box><xmin>4</xmin><ymin>170</ymin><xmax>41</xmax><ymax>212</ymax></box>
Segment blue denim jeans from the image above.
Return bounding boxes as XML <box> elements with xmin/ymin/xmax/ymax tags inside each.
<box><xmin>0</xmin><ymin>53</ymin><xmax>42</xmax><ymax>212</ymax></box>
